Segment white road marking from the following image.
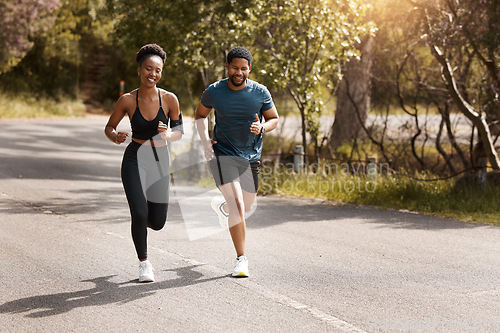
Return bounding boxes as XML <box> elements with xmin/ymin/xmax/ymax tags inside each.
<box><xmin>154</xmin><ymin>245</ymin><xmax>368</xmax><ymax>333</ymax></box>
<box><xmin>105</xmin><ymin>228</ymin><xmax>368</xmax><ymax>332</ymax></box>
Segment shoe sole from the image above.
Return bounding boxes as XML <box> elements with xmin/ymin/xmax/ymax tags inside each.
<box><xmin>139</xmin><ymin>275</ymin><xmax>155</xmax><ymax>283</ymax></box>
<box><xmin>232</xmin><ymin>272</ymin><xmax>249</xmax><ymax>278</ymax></box>
<box><xmin>139</xmin><ymin>277</ymin><xmax>154</xmax><ymax>283</ymax></box>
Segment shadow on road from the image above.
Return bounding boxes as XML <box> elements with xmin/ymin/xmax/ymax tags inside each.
<box><xmin>0</xmin><ymin>190</ymin><xmax>185</xmax><ymax>226</ymax></box>
<box><xmin>0</xmin><ymin>188</ymin><xmax>125</xmax><ymax>217</ymax></box>
<box><xmin>0</xmin><ymin>154</ymin><xmax>120</xmax><ymax>181</ymax></box>
<box><xmin>0</xmin><ymin>265</ymin><xmax>227</xmax><ymax>318</ymax></box>
<box><xmin>249</xmin><ymin>196</ymin><xmax>490</xmax><ymax>231</ymax></box>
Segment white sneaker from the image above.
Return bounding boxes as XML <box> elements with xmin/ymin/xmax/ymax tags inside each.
<box><xmin>139</xmin><ymin>260</ymin><xmax>154</xmax><ymax>282</ymax></box>
<box><xmin>211</xmin><ymin>196</ymin><xmax>229</xmax><ymax>229</ymax></box>
<box><xmin>232</xmin><ymin>255</ymin><xmax>249</xmax><ymax>277</ymax></box>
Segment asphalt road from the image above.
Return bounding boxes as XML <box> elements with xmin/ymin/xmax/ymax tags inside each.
<box><xmin>277</xmin><ymin>113</ymin><xmax>473</xmax><ymax>146</ymax></box>
<box><xmin>0</xmin><ymin>117</ymin><xmax>499</xmax><ymax>333</ymax></box>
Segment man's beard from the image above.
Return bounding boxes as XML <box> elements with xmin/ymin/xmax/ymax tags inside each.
<box><xmin>229</xmin><ymin>75</ymin><xmax>246</xmax><ymax>87</ymax></box>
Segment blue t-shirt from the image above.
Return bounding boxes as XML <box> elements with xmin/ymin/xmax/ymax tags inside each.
<box><xmin>201</xmin><ymin>78</ymin><xmax>274</xmax><ymax>162</ymax></box>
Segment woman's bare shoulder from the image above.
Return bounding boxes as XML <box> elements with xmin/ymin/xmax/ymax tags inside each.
<box><xmin>159</xmin><ymin>88</ymin><xmax>178</xmax><ymax>101</ymax></box>
<box><xmin>115</xmin><ymin>89</ymin><xmax>138</xmax><ymax>108</ymax></box>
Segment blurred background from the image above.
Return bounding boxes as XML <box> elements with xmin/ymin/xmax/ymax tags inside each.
<box><xmin>1</xmin><ymin>0</ymin><xmax>499</xmax><ymax>223</ymax></box>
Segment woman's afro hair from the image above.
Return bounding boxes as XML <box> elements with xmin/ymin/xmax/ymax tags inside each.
<box><xmin>136</xmin><ymin>44</ymin><xmax>166</xmax><ymax>65</ymax></box>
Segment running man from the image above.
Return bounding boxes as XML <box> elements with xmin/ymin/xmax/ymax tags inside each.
<box><xmin>195</xmin><ymin>46</ymin><xmax>279</xmax><ymax>277</ymax></box>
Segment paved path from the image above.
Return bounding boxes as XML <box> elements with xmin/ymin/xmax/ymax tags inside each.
<box><xmin>276</xmin><ymin>114</ymin><xmax>473</xmax><ymax>146</ymax></box>
<box><xmin>0</xmin><ymin>117</ymin><xmax>498</xmax><ymax>332</ymax></box>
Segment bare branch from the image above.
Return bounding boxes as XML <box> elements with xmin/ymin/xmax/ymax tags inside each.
<box><xmin>445</xmin><ymin>0</ymin><xmax>498</xmax><ymax>84</ymax></box>
<box><xmin>430</xmin><ymin>44</ymin><xmax>500</xmax><ymax>169</ymax></box>
<box><xmin>435</xmin><ymin>116</ymin><xmax>457</xmax><ymax>174</ymax></box>
<box><xmin>344</xmin><ymin>77</ymin><xmax>390</xmax><ymax>162</ymax></box>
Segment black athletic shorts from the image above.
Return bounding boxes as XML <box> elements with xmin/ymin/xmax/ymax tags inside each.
<box><xmin>209</xmin><ymin>154</ymin><xmax>260</xmax><ymax>193</ymax></box>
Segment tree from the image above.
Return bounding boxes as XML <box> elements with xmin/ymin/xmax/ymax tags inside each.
<box><xmin>368</xmin><ymin>0</ymin><xmax>443</xmax><ymax>170</ymax></box>
<box><xmin>244</xmin><ymin>0</ymin><xmax>374</xmax><ymax>163</ymax></box>
<box><xmin>328</xmin><ymin>35</ymin><xmax>374</xmax><ymax>151</ymax></box>
<box><xmin>415</xmin><ymin>0</ymin><xmax>500</xmax><ymax>170</ymax></box>
<box><xmin>0</xmin><ymin>0</ymin><xmax>115</xmax><ymax>98</ymax></box>
<box><xmin>108</xmin><ymin>0</ymin><xmax>252</xmax><ymax>99</ymax></box>
<box><xmin>0</xmin><ymin>0</ymin><xmax>60</xmax><ymax>74</ymax></box>
<box><xmin>337</xmin><ymin>0</ymin><xmax>499</xmax><ymax>173</ymax></box>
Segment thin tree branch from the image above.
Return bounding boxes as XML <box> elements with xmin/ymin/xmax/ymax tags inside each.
<box><xmin>344</xmin><ymin>77</ymin><xmax>390</xmax><ymax>162</ymax></box>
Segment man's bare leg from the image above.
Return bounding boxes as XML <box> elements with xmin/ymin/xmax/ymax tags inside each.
<box><xmin>242</xmin><ymin>189</ymin><xmax>257</xmax><ymax>216</ymax></box>
<box><xmin>219</xmin><ymin>182</ymin><xmax>246</xmax><ymax>257</ymax></box>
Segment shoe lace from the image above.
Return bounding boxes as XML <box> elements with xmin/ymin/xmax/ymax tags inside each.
<box><xmin>236</xmin><ymin>256</ymin><xmax>246</xmax><ymax>263</ymax></box>
<box><xmin>140</xmin><ymin>262</ymin><xmax>150</xmax><ymax>273</ymax></box>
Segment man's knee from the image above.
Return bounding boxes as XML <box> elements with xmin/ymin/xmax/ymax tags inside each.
<box><xmin>243</xmin><ymin>194</ymin><xmax>257</xmax><ymax>213</ymax></box>
<box><xmin>227</xmin><ymin>196</ymin><xmax>244</xmax><ymax>213</ymax></box>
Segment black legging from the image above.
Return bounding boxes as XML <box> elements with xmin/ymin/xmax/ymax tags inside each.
<box><xmin>121</xmin><ymin>141</ymin><xmax>170</xmax><ymax>260</ymax></box>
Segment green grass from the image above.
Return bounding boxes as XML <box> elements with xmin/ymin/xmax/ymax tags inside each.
<box><xmin>0</xmin><ymin>92</ymin><xmax>86</xmax><ymax>119</ymax></box>
<box><xmin>259</xmin><ymin>165</ymin><xmax>500</xmax><ymax>226</ymax></box>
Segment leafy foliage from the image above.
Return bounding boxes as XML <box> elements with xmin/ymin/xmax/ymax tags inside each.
<box><xmin>242</xmin><ymin>0</ymin><xmax>375</xmax><ymax>160</ymax></box>
<box><xmin>1</xmin><ymin>0</ymin><xmax>498</xmax><ymax>173</ymax></box>
<box><xmin>420</xmin><ymin>0</ymin><xmax>499</xmax><ymax>119</ymax></box>
<box><xmin>0</xmin><ymin>0</ymin><xmax>60</xmax><ymax>74</ymax></box>
<box><xmin>368</xmin><ymin>0</ymin><xmax>500</xmax><ymax>171</ymax></box>
<box><xmin>108</xmin><ymin>0</ymin><xmax>253</xmax><ymax>92</ymax></box>
<box><xmin>0</xmin><ymin>0</ymin><xmax>113</xmax><ymax>98</ymax></box>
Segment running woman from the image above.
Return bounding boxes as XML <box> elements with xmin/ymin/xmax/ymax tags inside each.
<box><xmin>104</xmin><ymin>44</ymin><xmax>183</xmax><ymax>282</ymax></box>
<box><xmin>195</xmin><ymin>46</ymin><xmax>279</xmax><ymax>277</ymax></box>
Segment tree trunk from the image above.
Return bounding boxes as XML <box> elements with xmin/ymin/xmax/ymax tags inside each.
<box><xmin>299</xmin><ymin>106</ymin><xmax>308</xmax><ymax>164</ymax></box>
<box><xmin>287</xmin><ymin>87</ymin><xmax>309</xmax><ymax>164</ymax></box>
<box><xmin>439</xmin><ymin>102</ymin><xmax>471</xmax><ymax>170</ymax></box>
<box><xmin>329</xmin><ymin>36</ymin><xmax>373</xmax><ymax>151</ymax></box>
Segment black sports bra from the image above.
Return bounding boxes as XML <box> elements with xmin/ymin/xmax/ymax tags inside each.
<box><xmin>131</xmin><ymin>89</ymin><xmax>169</xmax><ymax>140</ymax></box>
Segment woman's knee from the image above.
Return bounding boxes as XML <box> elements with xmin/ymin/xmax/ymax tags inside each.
<box><xmin>147</xmin><ymin>203</ymin><xmax>168</xmax><ymax>230</ymax></box>
<box><xmin>148</xmin><ymin>219</ymin><xmax>166</xmax><ymax>231</ymax></box>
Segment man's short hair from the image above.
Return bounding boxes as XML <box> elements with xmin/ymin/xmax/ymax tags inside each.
<box><xmin>227</xmin><ymin>46</ymin><xmax>252</xmax><ymax>66</ymax></box>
